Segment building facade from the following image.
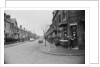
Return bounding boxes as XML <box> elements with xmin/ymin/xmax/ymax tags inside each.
<box><xmin>46</xmin><ymin>10</ymin><xmax>85</xmax><ymax>49</ymax></box>
<box><xmin>10</xmin><ymin>18</ymin><xmax>19</xmax><ymax>39</ymax></box>
<box><xmin>4</xmin><ymin>13</ymin><xmax>14</xmax><ymax>39</ymax></box>
<box><xmin>4</xmin><ymin>13</ymin><xmax>35</xmax><ymax>43</ymax></box>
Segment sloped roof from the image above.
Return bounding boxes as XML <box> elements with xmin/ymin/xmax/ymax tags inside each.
<box><xmin>10</xmin><ymin>18</ymin><xmax>17</xmax><ymax>26</ymax></box>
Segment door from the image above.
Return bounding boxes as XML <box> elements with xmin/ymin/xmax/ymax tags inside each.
<box><xmin>70</xmin><ymin>25</ymin><xmax>77</xmax><ymax>48</ymax></box>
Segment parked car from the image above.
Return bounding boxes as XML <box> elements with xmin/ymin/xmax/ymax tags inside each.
<box><xmin>30</xmin><ymin>38</ymin><xmax>34</xmax><ymax>41</ymax></box>
<box><xmin>38</xmin><ymin>39</ymin><xmax>43</xmax><ymax>43</ymax></box>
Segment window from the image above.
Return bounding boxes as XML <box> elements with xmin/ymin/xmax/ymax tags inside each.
<box><xmin>59</xmin><ymin>14</ymin><xmax>61</xmax><ymax>23</ymax></box>
<box><xmin>4</xmin><ymin>22</ymin><xmax>6</xmax><ymax>27</ymax></box>
<box><xmin>62</xmin><ymin>10</ymin><xmax>66</xmax><ymax>20</ymax></box>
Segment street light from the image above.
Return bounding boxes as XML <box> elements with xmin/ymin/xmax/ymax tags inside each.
<box><xmin>41</xmin><ymin>24</ymin><xmax>50</xmax><ymax>46</ymax></box>
<box><xmin>43</xmin><ymin>30</ymin><xmax>46</xmax><ymax>46</ymax></box>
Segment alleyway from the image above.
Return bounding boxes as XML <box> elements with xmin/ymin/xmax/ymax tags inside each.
<box><xmin>4</xmin><ymin>39</ymin><xmax>85</xmax><ymax>64</ymax></box>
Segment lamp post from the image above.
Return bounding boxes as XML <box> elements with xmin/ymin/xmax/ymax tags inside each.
<box><xmin>43</xmin><ymin>30</ymin><xmax>46</xmax><ymax>46</ymax></box>
<box><xmin>41</xmin><ymin>24</ymin><xmax>50</xmax><ymax>46</ymax></box>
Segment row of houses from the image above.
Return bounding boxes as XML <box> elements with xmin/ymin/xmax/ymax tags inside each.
<box><xmin>4</xmin><ymin>13</ymin><xmax>34</xmax><ymax>43</ymax></box>
<box><xmin>46</xmin><ymin>10</ymin><xmax>85</xmax><ymax>49</ymax></box>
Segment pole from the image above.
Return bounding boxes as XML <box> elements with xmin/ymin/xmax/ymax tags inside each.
<box><xmin>44</xmin><ymin>33</ymin><xmax>46</xmax><ymax>46</ymax></box>
<box><xmin>45</xmin><ymin>37</ymin><xmax>46</xmax><ymax>46</ymax></box>
<box><xmin>44</xmin><ymin>31</ymin><xmax>46</xmax><ymax>46</ymax></box>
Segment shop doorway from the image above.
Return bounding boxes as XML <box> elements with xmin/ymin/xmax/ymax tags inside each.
<box><xmin>70</xmin><ymin>24</ymin><xmax>77</xmax><ymax>48</ymax></box>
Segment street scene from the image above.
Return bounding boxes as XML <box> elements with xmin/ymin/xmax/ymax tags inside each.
<box><xmin>4</xmin><ymin>10</ymin><xmax>85</xmax><ymax>64</ymax></box>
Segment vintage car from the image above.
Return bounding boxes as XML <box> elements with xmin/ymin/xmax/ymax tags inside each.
<box><xmin>38</xmin><ymin>39</ymin><xmax>43</xmax><ymax>43</ymax></box>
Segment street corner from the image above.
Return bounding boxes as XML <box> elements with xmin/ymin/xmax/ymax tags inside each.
<box><xmin>41</xmin><ymin>45</ymin><xmax>52</xmax><ymax>53</ymax></box>
<box><xmin>41</xmin><ymin>45</ymin><xmax>85</xmax><ymax>56</ymax></box>
<box><xmin>40</xmin><ymin>44</ymin><xmax>56</xmax><ymax>54</ymax></box>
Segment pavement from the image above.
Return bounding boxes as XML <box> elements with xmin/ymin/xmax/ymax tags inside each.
<box><xmin>41</xmin><ymin>41</ymin><xmax>85</xmax><ymax>56</ymax></box>
<box><xmin>4</xmin><ymin>41</ymin><xmax>29</xmax><ymax>48</ymax></box>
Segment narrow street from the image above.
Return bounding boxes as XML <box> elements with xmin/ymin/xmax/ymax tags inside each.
<box><xmin>4</xmin><ymin>39</ymin><xmax>85</xmax><ymax>64</ymax></box>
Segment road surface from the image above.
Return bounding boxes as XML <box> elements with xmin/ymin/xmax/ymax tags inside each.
<box><xmin>4</xmin><ymin>40</ymin><xmax>85</xmax><ymax>64</ymax></box>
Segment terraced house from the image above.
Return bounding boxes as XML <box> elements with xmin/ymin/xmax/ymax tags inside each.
<box><xmin>46</xmin><ymin>10</ymin><xmax>85</xmax><ymax>49</ymax></box>
<box><xmin>4</xmin><ymin>13</ymin><xmax>15</xmax><ymax>41</ymax></box>
<box><xmin>4</xmin><ymin>13</ymin><xmax>34</xmax><ymax>43</ymax></box>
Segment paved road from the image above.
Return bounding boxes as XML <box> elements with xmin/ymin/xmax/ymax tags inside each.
<box><xmin>4</xmin><ymin>40</ymin><xmax>85</xmax><ymax>64</ymax></box>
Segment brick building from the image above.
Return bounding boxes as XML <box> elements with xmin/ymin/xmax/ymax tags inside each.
<box><xmin>46</xmin><ymin>10</ymin><xmax>85</xmax><ymax>49</ymax></box>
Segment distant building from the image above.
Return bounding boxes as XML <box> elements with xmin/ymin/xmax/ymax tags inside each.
<box><xmin>10</xmin><ymin>18</ymin><xmax>19</xmax><ymax>39</ymax></box>
<box><xmin>46</xmin><ymin>10</ymin><xmax>85</xmax><ymax>49</ymax></box>
<box><xmin>4</xmin><ymin>13</ymin><xmax>34</xmax><ymax>43</ymax></box>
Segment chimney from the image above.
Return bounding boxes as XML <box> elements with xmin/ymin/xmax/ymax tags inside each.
<box><xmin>6</xmin><ymin>15</ymin><xmax>11</xmax><ymax>19</ymax></box>
<box><xmin>20</xmin><ymin>25</ymin><xmax>22</xmax><ymax>29</ymax></box>
<box><xmin>24</xmin><ymin>28</ymin><xmax>25</xmax><ymax>31</ymax></box>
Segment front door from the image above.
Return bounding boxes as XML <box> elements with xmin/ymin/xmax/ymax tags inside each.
<box><xmin>70</xmin><ymin>25</ymin><xmax>77</xmax><ymax>48</ymax></box>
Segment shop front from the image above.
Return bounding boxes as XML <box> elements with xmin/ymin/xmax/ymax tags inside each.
<box><xmin>58</xmin><ymin>23</ymin><xmax>69</xmax><ymax>48</ymax></box>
